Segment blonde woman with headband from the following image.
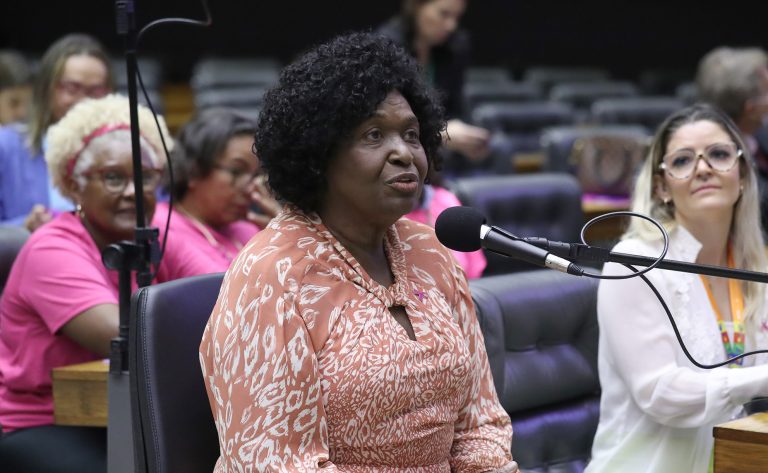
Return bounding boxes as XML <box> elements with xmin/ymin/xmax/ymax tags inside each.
<box><xmin>0</xmin><ymin>94</ymin><xmax>210</xmax><ymax>473</ymax></box>
<box><xmin>586</xmin><ymin>103</ymin><xmax>768</xmax><ymax>473</ymax></box>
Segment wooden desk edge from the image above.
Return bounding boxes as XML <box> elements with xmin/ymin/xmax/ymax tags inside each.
<box><xmin>714</xmin><ymin>413</ymin><xmax>768</xmax><ymax>446</ymax></box>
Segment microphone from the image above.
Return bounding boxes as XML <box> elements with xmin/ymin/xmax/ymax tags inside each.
<box><xmin>434</xmin><ymin>206</ymin><xmax>584</xmax><ymax>276</ymax></box>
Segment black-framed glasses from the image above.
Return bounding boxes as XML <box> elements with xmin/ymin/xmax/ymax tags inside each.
<box><xmin>81</xmin><ymin>167</ymin><xmax>162</xmax><ymax>194</ymax></box>
<box><xmin>659</xmin><ymin>142</ymin><xmax>742</xmax><ymax>180</ymax></box>
<box><xmin>213</xmin><ymin>165</ymin><xmax>261</xmax><ymax>188</ymax></box>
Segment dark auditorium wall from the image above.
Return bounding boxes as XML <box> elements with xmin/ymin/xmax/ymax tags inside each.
<box><xmin>1</xmin><ymin>0</ymin><xmax>766</xmax><ymax>82</ymax></box>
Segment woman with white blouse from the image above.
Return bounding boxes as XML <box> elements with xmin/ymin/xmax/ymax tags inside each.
<box><xmin>586</xmin><ymin>103</ymin><xmax>768</xmax><ymax>473</ymax></box>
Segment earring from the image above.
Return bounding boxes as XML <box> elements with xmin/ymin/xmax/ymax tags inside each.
<box><xmin>76</xmin><ymin>204</ymin><xmax>84</xmax><ymax>218</ymax></box>
<box><xmin>663</xmin><ymin>197</ymin><xmax>672</xmax><ymax>205</ymax></box>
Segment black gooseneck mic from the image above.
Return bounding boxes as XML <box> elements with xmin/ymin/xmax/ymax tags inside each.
<box><xmin>434</xmin><ymin>206</ymin><xmax>585</xmax><ymax>276</ymax></box>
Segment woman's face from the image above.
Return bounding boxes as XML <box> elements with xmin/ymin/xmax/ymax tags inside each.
<box><xmin>414</xmin><ymin>0</ymin><xmax>466</xmax><ymax>46</ymax></box>
<box><xmin>185</xmin><ymin>134</ymin><xmax>259</xmax><ymax>227</ymax></box>
<box><xmin>72</xmin><ymin>138</ymin><xmax>160</xmax><ymax>247</ymax></box>
<box><xmin>51</xmin><ymin>54</ymin><xmax>110</xmax><ymax>123</ymax></box>
<box><xmin>655</xmin><ymin>120</ymin><xmax>743</xmax><ymax>226</ymax></box>
<box><xmin>321</xmin><ymin>90</ymin><xmax>428</xmax><ymax>229</ymax></box>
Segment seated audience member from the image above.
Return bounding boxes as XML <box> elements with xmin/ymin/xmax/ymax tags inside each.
<box><xmin>0</xmin><ymin>94</ymin><xmax>209</xmax><ymax>473</ymax></box>
<box><xmin>0</xmin><ymin>49</ymin><xmax>32</xmax><ymax>125</ymax></box>
<box><xmin>199</xmin><ymin>32</ymin><xmax>516</xmax><ymax>472</ymax></box>
<box><xmin>0</xmin><ymin>33</ymin><xmax>112</xmax><ymax>231</ymax></box>
<box><xmin>696</xmin><ymin>46</ymin><xmax>768</xmax><ymax>234</ymax></box>
<box><xmin>159</xmin><ymin>107</ymin><xmax>280</xmax><ymax>272</ymax></box>
<box><xmin>378</xmin><ymin>0</ymin><xmax>493</xmax><ymax>175</ymax></box>
<box><xmin>405</xmin><ymin>183</ymin><xmax>487</xmax><ymax>278</ymax></box>
<box><xmin>586</xmin><ymin>104</ymin><xmax>768</xmax><ymax>473</ymax></box>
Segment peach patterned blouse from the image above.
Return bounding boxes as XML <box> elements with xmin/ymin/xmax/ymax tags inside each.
<box><xmin>199</xmin><ymin>207</ymin><xmax>514</xmax><ymax>472</ymax></box>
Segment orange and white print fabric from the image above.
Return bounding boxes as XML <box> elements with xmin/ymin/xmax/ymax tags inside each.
<box><xmin>199</xmin><ymin>208</ymin><xmax>514</xmax><ymax>472</ymax></box>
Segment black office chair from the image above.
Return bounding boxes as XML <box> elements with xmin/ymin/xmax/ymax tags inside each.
<box><xmin>470</xmin><ymin>269</ymin><xmax>600</xmax><ymax>473</ymax></box>
<box><xmin>0</xmin><ymin>225</ymin><xmax>30</xmax><ymax>295</ymax></box>
<box><xmin>129</xmin><ymin>273</ymin><xmax>224</xmax><ymax>473</ymax></box>
<box><xmin>590</xmin><ymin>96</ymin><xmax>684</xmax><ymax>131</ymax></box>
<box><xmin>449</xmin><ymin>173</ymin><xmax>584</xmax><ymax>275</ymax></box>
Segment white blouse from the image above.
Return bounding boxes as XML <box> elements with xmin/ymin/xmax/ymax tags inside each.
<box><xmin>585</xmin><ymin>225</ymin><xmax>768</xmax><ymax>473</ymax></box>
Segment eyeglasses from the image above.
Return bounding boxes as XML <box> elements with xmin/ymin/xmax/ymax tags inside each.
<box><xmin>214</xmin><ymin>165</ymin><xmax>261</xmax><ymax>188</ymax></box>
<box><xmin>57</xmin><ymin>80</ymin><xmax>110</xmax><ymax>99</ymax></box>
<box><xmin>81</xmin><ymin>167</ymin><xmax>162</xmax><ymax>194</ymax></box>
<box><xmin>659</xmin><ymin>142</ymin><xmax>742</xmax><ymax>179</ymax></box>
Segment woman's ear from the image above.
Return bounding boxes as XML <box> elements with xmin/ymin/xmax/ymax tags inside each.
<box><xmin>653</xmin><ymin>174</ymin><xmax>670</xmax><ymax>203</ymax></box>
<box><xmin>62</xmin><ymin>174</ymin><xmax>81</xmax><ymax>204</ymax></box>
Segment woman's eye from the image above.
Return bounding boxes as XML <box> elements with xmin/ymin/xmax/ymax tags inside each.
<box><xmin>366</xmin><ymin>129</ymin><xmax>382</xmax><ymax>141</ymax></box>
<box><xmin>405</xmin><ymin>129</ymin><xmax>420</xmax><ymax>142</ymax></box>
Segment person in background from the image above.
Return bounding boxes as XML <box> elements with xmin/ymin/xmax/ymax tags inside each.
<box><xmin>405</xmin><ymin>182</ymin><xmax>487</xmax><ymax>278</ymax></box>
<box><xmin>159</xmin><ymin>107</ymin><xmax>280</xmax><ymax>272</ymax></box>
<box><xmin>585</xmin><ymin>104</ymin><xmax>768</xmax><ymax>473</ymax></box>
<box><xmin>200</xmin><ymin>32</ymin><xmax>516</xmax><ymax>472</ymax></box>
<box><xmin>378</xmin><ymin>0</ymin><xmax>493</xmax><ymax>175</ymax></box>
<box><xmin>696</xmin><ymin>46</ymin><xmax>768</xmax><ymax>234</ymax></box>
<box><xmin>0</xmin><ymin>33</ymin><xmax>112</xmax><ymax>231</ymax></box>
<box><xmin>0</xmin><ymin>94</ymin><xmax>209</xmax><ymax>472</ymax></box>
<box><xmin>0</xmin><ymin>49</ymin><xmax>33</xmax><ymax>125</ymax></box>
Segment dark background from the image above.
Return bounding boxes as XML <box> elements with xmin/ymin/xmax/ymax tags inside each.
<box><xmin>2</xmin><ymin>1</ymin><xmax>766</xmax><ymax>82</ymax></box>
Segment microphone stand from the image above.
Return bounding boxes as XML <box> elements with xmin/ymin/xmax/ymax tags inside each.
<box><xmin>102</xmin><ymin>1</ymin><xmax>160</xmax><ymax>471</ymax></box>
<box><xmin>526</xmin><ymin>238</ymin><xmax>768</xmax><ymax>283</ymax></box>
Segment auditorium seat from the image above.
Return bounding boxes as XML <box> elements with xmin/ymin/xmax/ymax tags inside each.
<box><xmin>129</xmin><ymin>273</ymin><xmax>224</xmax><ymax>473</ymax></box>
<box><xmin>676</xmin><ymin>81</ymin><xmax>698</xmax><ymax>105</ymax></box>
<box><xmin>0</xmin><ymin>225</ymin><xmax>29</xmax><ymax>295</ymax></box>
<box><xmin>522</xmin><ymin>66</ymin><xmax>611</xmax><ymax>94</ymax></box>
<box><xmin>540</xmin><ymin>125</ymin><xmax>650</xmax><ymax>197</ymax></box>
<box><xmin>590</xmin><ymin>96</ymin><xmax>684</xmax><ymax>130</ymax></box>
<box><xmin>470</xmin><ymin>101</ymin><xmax>576</xmax><ymax>172</ymax></box>
<box><xmin>465</xmin><ymin>66</ymin><xmax>512</xmax><ymax>84</ymax></box>
<box><xmin>449</xmin><ymin>173</ymin><xmax>584</xmax><ymax>275</ymax></box>
<box><xmin>549</xmin><ymin>81</ymin><xmax>639</xmax><ymax>113</ymax></box>
<box><xmin>193</xmin><ymin>86</ymin><xmax>268</xmax><ymax>110</ymax></box>
<box><xmin>637</xmin><ymin>68</ymin><xmax>693</xmax><ymax>96</ymax></box>
<box><xmin>464</xmin><ymin>81</ymin><xmax>542</xmax><ymax>114</ymax></box>
<box><xmin>470</xmin><ymin>269</ymin><xmax>600</xmax><ymax>473</ymax></box>
<box><xmin>190</xmin><ymin>57</ymin><xmax>280</xmax><ymax>91</ymax></box>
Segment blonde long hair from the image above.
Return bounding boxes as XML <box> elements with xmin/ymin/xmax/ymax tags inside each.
<box><xmin>626</xmin><ymin>103</ymin><xmax>767</xmax><ymax>326</ymax></box>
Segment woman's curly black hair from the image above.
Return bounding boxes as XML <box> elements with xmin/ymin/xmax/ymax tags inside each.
<box><xmin>255</xmin><ymin>31</ymin><xmax>446</xmax><ymax>213</ymax></box>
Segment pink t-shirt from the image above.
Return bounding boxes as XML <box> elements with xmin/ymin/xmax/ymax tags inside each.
<box><xmin>0</xmin><ymin>210</ymin><xmax>222</xmax><ymax>431</ymax></box>
<box><xmin>154</xmin><ymin>202</ymin><xmax>260</xmax><ymax>274</ymax></box>
<box><xmin>405</xmin><ymin>186</ymin><xmax>487</xmax><ymax>279</ymax></box>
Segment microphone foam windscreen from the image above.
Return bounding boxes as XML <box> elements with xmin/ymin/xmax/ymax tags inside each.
<box><xmin>434</xmin><ymin>206</ymin><xmax>486</xmax><ymax>252</ymax></box>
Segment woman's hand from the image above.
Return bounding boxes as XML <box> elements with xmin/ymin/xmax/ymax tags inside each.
<box><xmin>23</xmin><ymin>204</ymin><xmax>53</xmax><ymax>232</ymax></box>
<box><xmin>443</xmin><ymin>118</ymin><xmax>491</xmax><ymax>161</ymax></box>
<box><xmin>247</xmin><ymin>175</ymin><xmax>282</xmax><ymax>228</ymax></box>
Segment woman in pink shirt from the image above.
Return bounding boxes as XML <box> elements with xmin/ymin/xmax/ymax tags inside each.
<box><xmin>156</xmin><ymin>107</ymin><xmax>280</xmax><ymax>272</ymax></box>
<box><xmin>0</xmin><ymin>95</ymin><xmax>208</xmax><ymax>472</ymax></box>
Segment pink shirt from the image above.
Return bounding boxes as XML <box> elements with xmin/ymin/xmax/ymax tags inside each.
<box><xmin>154</xmin><ymin>202</ymin><xmax>260</xmax><ymax>274</ymax></box>
<box><xmin>405</xmin><ymin>186</ymin><xmax>487</xmax><ymax>279</ymax></box>
<box><xmin>0</xmin><ymin>211</ymin><xmax>215</xmax><ymax>431</ymax></box>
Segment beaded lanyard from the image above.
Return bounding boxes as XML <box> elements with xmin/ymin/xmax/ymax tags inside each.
<box><xmin>698</xmin><ymin>246</ymin><xmax>745</xmax><ymax>367</ymax></box>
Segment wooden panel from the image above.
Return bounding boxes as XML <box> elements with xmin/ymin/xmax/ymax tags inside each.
<box><xmin>52</xmin><ymin>359</ymin><xmax>109</xmax><ymax>427</ymax></box>
<box><xmin>714</xmin><ymin>413</ymin><xmax>768</xmax><ymax>473</ymax></box>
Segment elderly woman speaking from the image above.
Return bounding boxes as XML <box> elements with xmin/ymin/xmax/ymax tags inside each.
<box><xmin>199</xmin><ymin>32</ymin><xmax>516</xmax><ymax>472</ymax></box>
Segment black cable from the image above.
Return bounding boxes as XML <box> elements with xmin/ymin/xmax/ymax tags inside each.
<box><xmin>576</xmin><ymin>211</ymin><xmax>768</xmax><ymax>368</ymax></box>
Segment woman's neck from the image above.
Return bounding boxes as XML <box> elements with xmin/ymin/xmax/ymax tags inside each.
<box><xmin>320</xmin><ymin>212</ymin><xmax>392</xmax><ymax>286</ymax></box>
<box><xmin>177</xmin><ymin>195</ymin><xmax>216</xmax><ymax>229</ymax></box>
<box><xmin>412</xmin><ymin>37</ymin><xmax>431</xmax><ymax>67</ymax></box>
<box><xmin>680</xmin><ymin>213</ymin><xmax>731</xmax><ymax>266</ymax></box>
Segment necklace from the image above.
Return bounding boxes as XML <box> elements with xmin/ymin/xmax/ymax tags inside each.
<box><xmin>699</xmin><ymin>245</ymin><xmax>745</xmax><ymax>367</ymax></box>
<box><xmin>175</xmin><ymin>204</ymin><xmax>243</xmax><ymax>261</ymax></box>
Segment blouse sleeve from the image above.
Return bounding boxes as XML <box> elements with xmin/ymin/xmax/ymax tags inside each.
<box><xmin>599</xmin><ymin>259</ymin><xmax>768</xmax><ymax>428</ymax></box>
<box><xmin>200</xmin><ymin>259</ymin><xmax>339</xmax><ymax>472</ymax></box>
<box><xmin>448</xmin><ymin>261</ymin><xmax>515</xmax><ymax>472</ymax></box>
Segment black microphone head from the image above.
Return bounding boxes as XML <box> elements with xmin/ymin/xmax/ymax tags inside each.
<box><xmin>434</xmin><ymin>206</ymin><xmax>486</xmax><ymax>252</ymax></box>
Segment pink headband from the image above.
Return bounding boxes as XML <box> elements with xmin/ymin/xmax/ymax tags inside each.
<box><xmin>65</xmin><ymin>123</ymin><xmax>151</xmax><ymax>178</ymax></box>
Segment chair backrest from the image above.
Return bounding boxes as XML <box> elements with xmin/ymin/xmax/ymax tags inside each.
<box><xmin>130</xmin><ymin>273</ymin><xmax>224</xmax><ymax>473</ymax></box>
<box><xmin>449</xmin><ymin>173</ymin><xmax>584</xmax><ymax>275</ymax></box>
<box><xmin>0</xmin><ymin>225</ymin><xmax>30</xmax><ymax>295</ymax></box>
<box><xmin>464</xmin><ymin>81</ymin><xmax>543</xmax><ymax>114</ymax></box>
<box><xmin>191</xmin><ymin>57</ymin><xmax>280</xmax><ymax>91</ymax></box>
<box><xmin>522</xmin><ymin>67</ymin><xmax>611</xmax><ymax>94</ymax></box>
<box><xmin>470</xmin><ymin>270</ymin><xmax>600</xmax><ymax>473</ymax></box>
<box><xmin>590</xmin><ymin>96</ymin><xmax>684</xmax><ymax>130</ymax></box>
<box><xmin>540</xmin><ymin>125</ymin><xmax>651</xmax><ymax>197</ymax></box>
<box><xmin>549</xmin><ymin>81</ymin><xmax>639</xmax><ymax>110</ymax></box>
